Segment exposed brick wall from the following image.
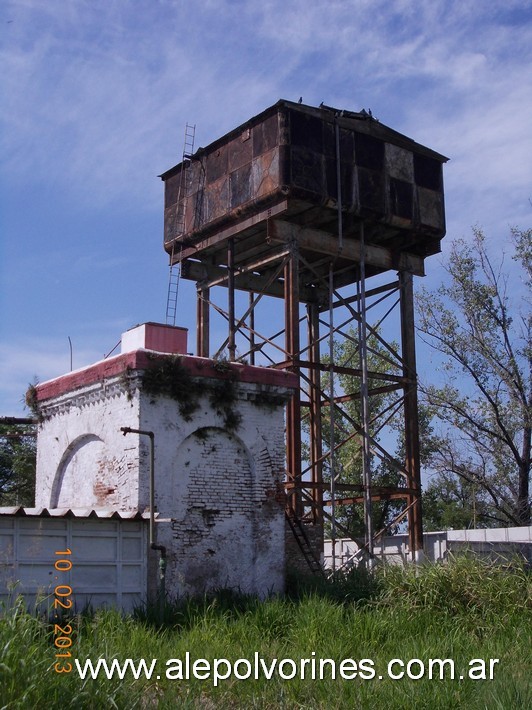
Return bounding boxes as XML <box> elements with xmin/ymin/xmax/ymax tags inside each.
<box><xmin>146</xmin><ymin>387</ymin><xmax>289</xmax><ymax>598</ymax></box>
<box><xmin>167</xmin><ymin>428</ymin><xmax>255</xmax><ymax>594</ymax></box>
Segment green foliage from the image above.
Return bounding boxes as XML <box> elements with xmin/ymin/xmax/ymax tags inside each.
<box><xmin>0</xmin><ymin>598</ymin><xmax>129</xmax><ymax>708</ymax></box>
<box><xmin>142</xmin><ymin>354</ymin><xmax>203</xmax><ymax>421</ymax></box>
<box><xmin>417</xmin><ymin>227</ymin><xmax>531</xmax><ymax>526</ymax></box>
<box><xmin>422</xmin><ymin>471</ymin><xmax>491</xmax><ymax>531</ymax></box>
<box><xmin>208</xmin><ymin>379</ymin><xmax>243</xmax><ymax>432</ymax></box>
<box><xmin>1</xmin><ymin>559</ymin><xmax>530</xmax><ymax>708</ymax></box>
<box><xmin>141</xmin><ymin>355</ymin><xmax>242</xmax><ymax>432</ymax></box>
<box><xmin>119</xmin><ymin>365</ymin><xmax>135</xmax><ymax>401</ymax></box>
<box><xmin>375</xmin><ymin>555</ymin><xmax>530</xmax><ymax>619</ymax></box>
<box><xmin>285</xmin><ymin>564</ymin><xmax>382</xmax><ymax>605</ymax></box>
<box><xmin>0</xmin><ymin>421</ymin><xmax>36</xmax><ymax>506</ymax></box>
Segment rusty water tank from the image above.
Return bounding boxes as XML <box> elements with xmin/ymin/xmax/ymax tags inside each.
<box><xmin>160</xmin><ymin>100</ymin><xmax>448</xmax><ymax>266</ymax></box>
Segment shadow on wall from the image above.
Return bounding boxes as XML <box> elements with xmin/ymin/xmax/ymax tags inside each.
<box><xmin>51</xmin><ymin>434</ymin><xmax>104</xmax><ymax>507</ymax></box>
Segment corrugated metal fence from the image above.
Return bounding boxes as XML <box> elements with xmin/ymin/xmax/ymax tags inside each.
<box><xmin>0</xmin><ymin>510</ymin><xmax>148</xmax><ymax>613</ymax></box>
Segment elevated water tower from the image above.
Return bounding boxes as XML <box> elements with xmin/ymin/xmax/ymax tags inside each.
<box><xmin>160</xmin><ymin>100</ymin><xmax>448</xmax><ymax>566</ymax></box>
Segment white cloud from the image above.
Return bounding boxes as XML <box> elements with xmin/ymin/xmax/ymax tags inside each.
<box><xmin>2</xmin><ymin>0</ymin><xmax>530</xmax><ymax>224</ymax></box>
<box><xmin>1</xmin><ymin>0</ymin><xmax>531</xmax><ymax>410</ymax></box>
<box><xmin>0</xmin><ymin>337</ymin><xmax>104</xmax><ymax>415</ymax></box>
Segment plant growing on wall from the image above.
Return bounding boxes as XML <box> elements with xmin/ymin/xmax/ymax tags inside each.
<box><xmin>142</xmin><ymin>355</ymin><xmax>202</xmax><ymax>420</ymax></box>
<box><xmin>209</xmin><ymin>379</ymin><xmax>242</xmax><ymax>432</ymax></box>
<box><xmin>141</xmin><ymin>354</ymin><xmax>242</xmax><ymax>432</ymax></box>
<box><xmin>24</xmin><ymin>383</ymin><xmax>43</xmax><ymax>423</ymax></box>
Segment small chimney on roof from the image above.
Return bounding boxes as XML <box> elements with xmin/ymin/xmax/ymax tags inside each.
<box><xmin>121</xmin><ymin>322</ymin><xmax>188</xmax><ymax>355</ymax></box>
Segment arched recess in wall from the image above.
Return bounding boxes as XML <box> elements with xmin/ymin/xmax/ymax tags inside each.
<box><xmin>167</xmin><ymin>426</ymin><xmax>256</xmax><ymax>594</ymax></box>
<box><xmin>50</xmin><ymin>434</ymin><xmax>104</xmax><ymax>508</ymax></box>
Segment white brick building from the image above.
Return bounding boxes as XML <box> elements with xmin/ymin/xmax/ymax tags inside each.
<box><xmin>30</xmin><ymin>323</ymin><xmax>297</xmax><ymax>600</ymax></box>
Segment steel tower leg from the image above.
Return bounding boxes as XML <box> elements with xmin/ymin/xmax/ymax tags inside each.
<box><xmin>197</xmin><ymin>286</ymin><xmax>210</xmax><ymax>358</ymax></box>
<box><xmin>307</xmin><ymin>302</ymin><xmax>323</xmax><ymax>523</ymax></box>
<box><xmin>399</xmin><ymin>270</ymin><xmax>424</xmax><ymax>560</ymax></box>
<box><xmin>285</xmin><ymin>244</ymin><xmax>303</xmax><ymax>517</ymax></box>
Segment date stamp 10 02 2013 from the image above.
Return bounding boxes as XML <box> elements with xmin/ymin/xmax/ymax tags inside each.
<box><xmin>52</xmin><ymin>548</ymin><xmax>74</xmax><ymax>674</ymax></box>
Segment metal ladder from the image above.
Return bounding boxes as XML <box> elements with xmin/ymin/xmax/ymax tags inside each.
<box><xmin>166</xmin><ymin>123</ymin><xmax>196</xmax><ymax>326</ymax></box>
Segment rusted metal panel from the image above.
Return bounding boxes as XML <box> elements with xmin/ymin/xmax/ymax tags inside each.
<box><xmin>160</xmin><ymin>99</ymin><xmax>448</xmax><ymax>267</ymax></box>
<box><xmin>230</xmin><ymin>162</ymin><xmax>253</xmax><ymax>209</ymax></box>
<box><xmin>253</xmin><ymin>147</ymin><xmax>280</xmax><ymax>198</ymax></box>
<box><xmin>385</xmin><ymin>143</ymin><xmax>414</xmax><ymax>182</ymax></box>
<box><xmin>418</xmin><ymin>186</ymin><xmax>444</xmax><ymax>230</ymax></box>
<box><xmin>253</xmin><ymin>112</ymin><xmax>279</xmax><ymax>155</ymax></box>
<box><xmin>228</xmin><ymin>129</ymin><xmax>253</xmax><ymax>172</ymax></box>
<box><xmin>357</xmin><ymin>167</ymin><xmax>385</xmax><ymax>215</ymax></box>
<box><xmin>290</xmin><ymin>146</ymin><xmax>325</xmax><ymax>194</ymax></box>
<box><xmin>389</xmin><ymin>178</ymin><xmax>413</xmax><ymax>221</ymax></box>
<box><xmin>204</xmin><ymin>174</ymin><xmax>229</xmax><ymax>225</ymax></box>
<box><xmin>206</xmin><ymin>143</ymin><xmax>228</xmax><ymax>184</ymax></box>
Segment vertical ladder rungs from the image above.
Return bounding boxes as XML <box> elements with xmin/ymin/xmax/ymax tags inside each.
<box><xmin>166</xmin><ymin>122</ymin><xmax>196</xmax><ymax>325</ymax></box>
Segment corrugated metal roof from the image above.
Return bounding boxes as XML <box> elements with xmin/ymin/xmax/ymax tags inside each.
<box><xmin>0</xmin><ymin>506</ymin><xmax>154</xmax><ymax>520</ymax></box>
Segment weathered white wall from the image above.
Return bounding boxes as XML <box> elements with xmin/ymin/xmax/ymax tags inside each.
<box><xmin>35</xmin><ymin>358</ymin><xmax>291</xmax><ymax>599</ymax></box>
<box><xmin>35</xmin><ymin>378</ymin><xmax>141</xmax><ymax>511</ymax></box>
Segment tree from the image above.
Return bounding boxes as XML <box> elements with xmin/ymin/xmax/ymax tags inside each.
<box><xmin>0</xmin><ymin>420</ymin><xmax>37</xmax><ymax>506</ymax></box>
<box><xmin>417</xmin><ymin>227</ymin><xmax>531</xmax><ymax>527</ymax></box>
<box><xmin>422</xmin><ymin>471</ymin><xmax>492</xmax><ymax>531</ymax></box>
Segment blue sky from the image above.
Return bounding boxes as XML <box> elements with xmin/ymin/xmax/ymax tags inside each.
<box><xmin>1</xmin><ymin>0</ymin><xmax>531</xmax><ymax>416</ymax></box>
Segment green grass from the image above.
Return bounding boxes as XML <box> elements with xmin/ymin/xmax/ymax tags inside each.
<box><xmin>1</xmin><ymin>557</ymin><xmax>530</xmax><ymax>709</ymax></box>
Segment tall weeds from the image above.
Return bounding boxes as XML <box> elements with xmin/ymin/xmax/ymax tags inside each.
<box><xmin>374</xmin><ymin>555</ymin><xmax>531</xmax><ymax>618</ymax></box>
<box><xmin>1</xmin><ymin>556</ymin><xmax>530</xmax><ymax>709</ymax></box>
